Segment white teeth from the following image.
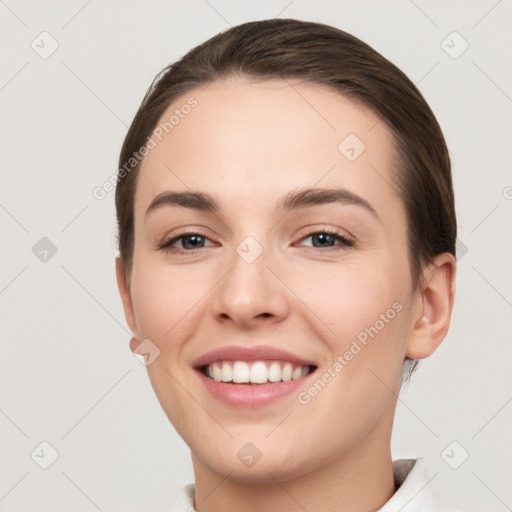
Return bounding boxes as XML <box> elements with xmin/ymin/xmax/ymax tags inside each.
<box><xmin>204</xmin><ymin>360</ymin><xmax>312</xmax><ymax>384</ymax></box>
<box><xmin>232</xmin><ymin>361</ymin><xmax>250</xmax><ymax>383</ymax></box>
<box><xmin>221</xmin><ymin>361</ymin><xmax>233</xmax><ymax>382</ymax></box>
<box><xmin>268</xmin><ymin>361</ymin><xmax>281</xmax><ymax>382</ymax></box>
<box><xmin>250</xmin><ymin>361</ymin><xmax>268</xmax><ymax>384</ymax></box>
<box><xmin>211</xmin><ymin>363</ymin><xmax>222</xmax><ymax>382</ymax></box>
<box><xmin>292</xmin><ymin>366</ymin><xmax>303</xmax><ymax>380</ymax></box>
<box><xmin>281</xmin><ymin>362</ymin><xmax>293</xmax><ymax>382</ymax></box>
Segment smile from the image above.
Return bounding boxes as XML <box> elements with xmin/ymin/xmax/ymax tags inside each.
<box><xmin>201</xmin><ymin>360</ymin><xmax>315</xmax><ymax>385</ymax></box>
<box><xmin>193</xmin><ymin>344</ymin><xmax>318</xmax><ymax>406</ymax></box>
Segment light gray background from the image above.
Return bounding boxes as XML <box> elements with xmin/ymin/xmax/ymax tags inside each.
<box><xmin>1</xmin><ymin>1</ymin><xmax>511</xmax><ymax>511</ymax></box>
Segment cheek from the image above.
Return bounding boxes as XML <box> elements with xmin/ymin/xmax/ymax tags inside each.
<box><xmin>129</xmin><ymin>263</ymin><xmax>202</xmax><ymax>434</ymax></box>
<box><xmin>292</xmin><ymin>294</ymin><xmax>407</xmax><ymax>464</ymax></box>
<box><xmin>130</xmin><ymin>259</ymin><xmax>205</xmax><ymax>341</ymax></box>
<box><xmin>299</xmin><ymin>259</ymin><xmax>408</xmax><ymax>403</ymax></box>
<box><xmin>300</xmin><ymin>255</ymin><xmax>406</xmax><ymax>346</ymax></box>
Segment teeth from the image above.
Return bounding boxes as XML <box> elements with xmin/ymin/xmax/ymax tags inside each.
<box><xmin>281</xmin><ymin>362</ymin><xmax>293</xmax><ymax>382</ymax></box>
<box><xmin>268</xmin><ymin>361</ymin><xmax>281</xmax><ymax>382</ymax></box>
<box><xmin>204</xmin><ymin>360</ymin><xmax>312</xmax><ymax>384</ymax></box>
<box><xmin>221</xmin><ymin>361</ymin><xmax>233</xmax><ymax>382</ymax></box>
<box><xmin>292</xmin><ymin>365</ymin><xmax>303</xmax><ymax>380</ymax></box>
<box><xmin>211</xmin><ymin>363</ymin><xmax>222</xmax><ymax>382</ymax></box>
<box><xmin>250</xmin><ymin>361</ymin><xmax>268</xmax><ymax>384</ymax></box>
<box><xmin>233</xmin><ymin>361</ymin><xmax>250</xmax><ymax>383</ymax></box>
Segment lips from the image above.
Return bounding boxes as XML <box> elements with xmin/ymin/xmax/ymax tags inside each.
<box><xmin>192</xmin><ymin>345</ymin><xmax>318</xmax><ymax>407</ymax></box>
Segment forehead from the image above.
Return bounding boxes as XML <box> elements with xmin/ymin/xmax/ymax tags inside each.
<box><xmin>135</xmin><ymin>77</ymin><xmax>402</xmax><ymax>221</ymax></box>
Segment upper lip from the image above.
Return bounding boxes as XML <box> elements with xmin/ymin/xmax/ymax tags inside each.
<box><xmin>193</xmin><ymin>345</ymin><xmax>317</xmax><ymax>368</ymax></box>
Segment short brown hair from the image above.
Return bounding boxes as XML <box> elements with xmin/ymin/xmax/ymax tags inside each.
<box><xmin>115</xmin><ymin>18</ymin><xmax>457</xmax><ymax>379</ymax></box>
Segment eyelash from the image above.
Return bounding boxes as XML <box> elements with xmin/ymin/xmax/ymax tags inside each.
<box><xmin>157</xmin><ymin>229</ymin><xmax>354</xmax><ymax>254</ymax></box>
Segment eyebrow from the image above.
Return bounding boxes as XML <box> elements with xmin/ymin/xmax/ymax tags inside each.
<box><xmin>145</xmin><ymin>187</ymin><xmax>378</xmax><ymax>220</ymax></box>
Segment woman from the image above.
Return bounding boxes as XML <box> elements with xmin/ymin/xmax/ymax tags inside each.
<box><xmin>115</xmin><ymin>18</ymin><xmax>459</xmax><ymax>511</ymax></box>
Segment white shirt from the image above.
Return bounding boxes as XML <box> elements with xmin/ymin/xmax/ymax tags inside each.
<box><xmin>169</xmin><ymin>458</ymin><xmax>460</xmax><ymax>511</ymax></box>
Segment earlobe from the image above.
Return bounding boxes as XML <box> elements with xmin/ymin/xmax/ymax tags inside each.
<box><xmin>129</xmin><ymin>336</ymin><xmax>140</xmax><ymax>353</ymax></box>
<box><xmin>406</xmin><ymin>253</ymin><xmax>457</xmax><ymax>359</ymax></box>
<box><xmin>115</xmin><ymin>257</ymin><xmax>139</xmax><ymax>346</ymax></box>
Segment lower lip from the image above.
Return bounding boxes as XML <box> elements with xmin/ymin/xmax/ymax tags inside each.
<box><xmin>196</xmin><ymin>370</ymin><xmax>315</xmax><ymax>407</ymax></box>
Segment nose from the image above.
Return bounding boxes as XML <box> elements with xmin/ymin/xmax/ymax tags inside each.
<box><xmin>210</xmin><ymin>244</ymin><xmax>290</xmax><ymax>329</ymax></box>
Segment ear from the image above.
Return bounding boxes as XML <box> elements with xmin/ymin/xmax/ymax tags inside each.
<box><xmin>405</xmin><ymin>252</ymin><xmax>457</xmax><ymax>359</ymax></box>
<box><xmin>115</xmin><ymin>257</ymin><xmax>140</xmax><ymax>353</ymax></box>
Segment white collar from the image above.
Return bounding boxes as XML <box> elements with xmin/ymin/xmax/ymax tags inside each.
<box><xmin>378</xmin><ymin>458</ymin><xmax>459</xmax><ymax>511</ymax></box>
<box><xmin>170</xmin><ymin>458</ymin><xmax>459</xmax><ymax>511</ymax></box>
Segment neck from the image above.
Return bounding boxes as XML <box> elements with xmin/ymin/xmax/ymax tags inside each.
<box><xmin>191</xmin><ymin>420</ymin><xmax>396</xmax><ymax>512</ymax></box>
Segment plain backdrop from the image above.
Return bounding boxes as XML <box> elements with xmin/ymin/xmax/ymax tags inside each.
<box><xmin>1</xmin><ymin>1</ymin><xmax>511</xmax><ymax>511</ymax></box>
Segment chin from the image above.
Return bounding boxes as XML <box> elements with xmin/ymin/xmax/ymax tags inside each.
<box><xmin>195</xmin><ymin>438</ymin><xmax>323</xmax><ymax>484</ymax></box>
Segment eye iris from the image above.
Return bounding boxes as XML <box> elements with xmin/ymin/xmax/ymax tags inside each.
<box><xmin>182</xmin><ymin>235</ymin><xmax>204</xmax><ymax>249</ymax></box>
<box><xmin>313</xmin><ymin>233</ymin><xmax>335</xmax><ymax>248</ymax></box>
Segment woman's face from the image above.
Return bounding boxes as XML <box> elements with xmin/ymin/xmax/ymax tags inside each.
<box><xmin>119</xmin><ymin>78</ymin><xmax>425</xmax><ymax>482</ymax></box>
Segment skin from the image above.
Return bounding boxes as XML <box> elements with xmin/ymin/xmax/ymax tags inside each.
<box><xmin>116</xmin><ymin>77</ymin><xmax>456</xmax><ymax>512</ymax></box>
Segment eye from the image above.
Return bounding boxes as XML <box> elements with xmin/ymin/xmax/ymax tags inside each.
<box><xmin>157</xmin><ymin>228</ymin><xmax>354</xmax><ymax>254</ymax></box>
<box><xmin>158</xmin><ymin>231</ymin><xmax>215</xmax><ymax>253</ymax></box>
<box><xmin>298</xmin><ymin>230</ymin><xmax>354</xmax><ymax>250</ymax></box>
